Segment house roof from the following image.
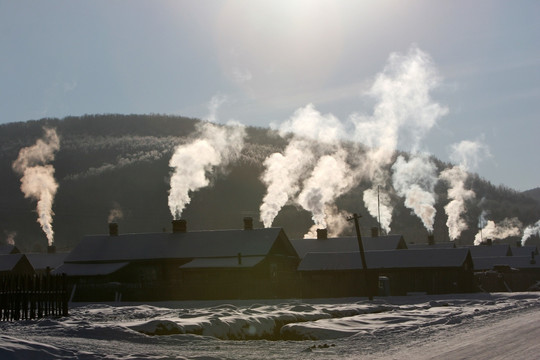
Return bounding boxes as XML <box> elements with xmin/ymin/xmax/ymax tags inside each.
<box><xmin>473</xmin><ymin>256</ymin><xmax>540</xmax><ymax>271</ymax></box>
<box><xmin>0</xmin><ymin>254</ymin><xmax>28</xmax><ymax>272</ymax></box>
<box><xmin>297</xmin><ymin>248</ymin><xmax>471</xmax><ymax>271</ymax></box>
<box><xmin>179</xmin><ymin>256</ymin><xmax>265</xmax><ymax>269</ymax></box>
<box><xmin>26</xmin><ymin>253</ymin><xmax>68</xmax><ymax>270</ymax></box>
<box><xmin>408</xmin><ymin>242</ymin><xmax>456</xmax><ymax>249</ymax></box>
<box><xmin>64</xmin><ymin>227</ymin><xmax>288</xmax><ymax>263</ymax></box>
<box><xmin>291</xmin><ymin>234</ymin><xmax>407</xmax><ymax>259</ymax></box>
<box><xmin>0</xmin><ymin>244</ymin><xmax>19</xmax><ymax>255</ymax></box>
<box><xmin>52</xmin><ymin>262</ymin><xmax>129</xmax><ymax>276</ymax></box>
<box><xmin>463</xmin><ymin>244</ymin><xmax>512</xmax><ymax>258</ymax></box>
<box><xmin>510</xmin><ymin>246</ymin><xmax>539</xmax><ymax>257</ymax></box>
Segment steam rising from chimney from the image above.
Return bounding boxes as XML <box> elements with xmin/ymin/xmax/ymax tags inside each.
<box><xmin>439</xmin><ymin>139</ymin><xmax>489</xmax><ymax>240</ymax></box>
<box><xmin>391</xmin><ymin>154</ymin><xmax>438</xmax><ymax>232</ymax></box>
<box><xmin>474</xmin><ymin>217</ymin><xmax>522</xmax><ymax>246</ymax></box>
<box><xmin>108</xmin><ymin>203</ymin><xmax>124</xmax><ymax>223</ymax></box>
<box><xmin>12</xmin><ymin>128</ymin><xmax>60</xmax><ymax>247</ymax></box>
<box><xmin>439</xmin><ymin>166</ymin><xmax>475</xmax><ymax>240</ymax></box>
<box><xmin>168</xmin><ymin>122</ymin><xmax>245</xmax><ymax>220</ymax></box>
<box><xmin>4</xmin><ymin>231</ymin><xmax>16</xmax><ymax>246</ymax></box>
<box><xmin>296</xmin><ymin>149</ymin><xmax>354</xmax><ymax>233</ymax></box>
<box><xmin>259</xmin><ymin>139</ymin><xmax>314</xmax><ymax>228</ymax></box>
<box><xmin>521</xmin><ymin>220</ymin><xmax>540</xmax><ymax>246</ymax></box>
<box><xmin>350</xmin><ymin>46</ymin><xmax>448</xmax><ymax>230</ymax></box>
<box><xmin>303</xmin><ymin>205</ymin><xmax>352</xmax><ymax>239</ymax></box>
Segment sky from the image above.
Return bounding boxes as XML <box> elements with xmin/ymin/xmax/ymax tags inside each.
<box><xmin>1</xmin><ymin>0</ymin><xmax>539</xmax><ymax>191</ymax></box>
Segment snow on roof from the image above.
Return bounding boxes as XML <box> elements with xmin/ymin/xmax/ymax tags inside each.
<box><xmin>472</xmin><ymin>256</ymin><xmax>540</xmax><ymax>271</ymax></box>
<box><xmin>0</xmin><ymin>244</ymin><xmax>19</xmax><ymax>255</ymax></box>
<box><xmin>464</xmin><ymin>245</ymin><xmax>512</xmax><ymax>258</ymax></box>
<box><xmin>291</xmin><ymin>235</ymin><xmax>406</xmax><ymax>259</ymax></box>
<box><xmin>65</xmin><ymin>227</ymin><xmax>285</xmax><ymax>263</ymax></box>
<box><xmin>25</xmin><ymin>253</ymin><xmax>68</xmax><ymax>270</ymax></box>
<box><xmin>297</xmin><ymin>248</ymin><xmax>471</xmax><ymax>272</ymax></box>
<box><xmin>510</xmin><ymin>246</ymin><xmax>539</xmax><ymax>257</ymax></box>
<box><xmin>179</xmin><ymin>256</ymin><xmax>265</xmax><ymax>269</ymax></box>
<box><xmin>0</xmin><ymin>254</ymin><xmax>26</xmax><ymax>272</ymax></box>
<box><xmin>52</xmin><ymin>262</ymin><xmax>129</xmax><ymax>276</ymax></box>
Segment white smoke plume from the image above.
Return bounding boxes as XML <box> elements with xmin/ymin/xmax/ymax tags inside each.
<box><xmin>168</xmin><ymin>122</ymin><xmax>246</xmax><ymax>220</ymax></box>
<box><xmin>392</xmin><ymin>154</ymin><xmax>438</xmax><ymax>232</ymax></box>
<box><xmin>260</xmin><ymin>104</ymin><xmax>345</xmax><ymax>228</ymax></box>
<box><xmin>521</xmin><ymin>220</ymin><xmax>540</xmax><ymax>246</ymax></box>
<box><xmin>303</xmin><ymin>205</ymin><xmax>352</xmax><ymax>239</ymax></box>
<box><xmin>439</xmin><ymin>166</ymin><xmax>476</xmax><ymax>240</ymax></box>
<box><xmin>440</xmin><ymin>138</ymin><xmax>489</xmax><ymax>240</ymax></box>
<box><xmin>449</xmin><ymin>138</ymin><xmax>491</xmax><ymax>171</ymax></box>
<box><xmin>474</xmin><ymin>217</ymin><xmax>522</xmax><ymax>246</ymax></box>
<box><xmin>350</xmin><ymin>46</ymin><xmax>448</xmax><ymax>229</ymax></box>
<box><xmin>297</xmin><ymin>149</ymin><xmax>355</xmax><ymax>234</ymax></box>
<box><xmin>259</xmin><ymin>139</ymin><xmax>315</xmax><ymax>227</ymax></box>
<box><xmin>363</xmin><ymin>186</ymin><xmax>393</xmax><ymax>235</ymax></box>
<box><xmin>12</xmin><ymin>128</ymin><xmax>60</xmax><ymax>247</ymax></box>
<box><xmin>4</xmin><ymin>231</ymin><xmax>16</xmax><ymax>246</ymax></box>
<box><xmin>108</xmin><ymin>203</ymin><xmax>124</xmax><ymax>223</ymax></box>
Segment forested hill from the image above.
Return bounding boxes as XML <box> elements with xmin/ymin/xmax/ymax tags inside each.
<box><xmin>1</xmin><ymin>114</ymin><xmax>539</xmax><ymax>252</ymax></box>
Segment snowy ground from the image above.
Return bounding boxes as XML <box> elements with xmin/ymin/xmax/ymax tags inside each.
<box><xmin>1</xmin><ymin>293</ymin><xmax>539</xmax><ymax>359</ymax></box>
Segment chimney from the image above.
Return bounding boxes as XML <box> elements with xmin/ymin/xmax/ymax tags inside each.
<box><xmin>172</xmin><ymin>219</ymin><xmax>187</xmax><ymax>233</ymax></box>
<box><xmin>485</xmin><ymin>238</ymin><xmax>493</xmax><ymax>246</ymax></box>
<box><xmin>316</xmin><ymin>228</ymin><xmax>328</xmax><ymax>240</ymax></box>
<box><xmin>47</xmin><ymin>245</ymin><xmax>56</xmax><ymax>254</ymax></box>
<box><xmin>109</xmin><ymin>222</ymin><xmax>119</xmax><ymax>236</ymax></box>
<box><xmin>243</xmin><ymin>217</ymin><xmax>253</xmax><ymax>230</ymax></box>
<box><xmin>516</xmin><ymin>241</ymin><xmax>522</xmax><ymax>248</ymax></box>
<box><xmin>531</xmin><ymin>252</ymin><xmax>536</xmax><ymax>265</ymax></box>
<box><xmin>428</xmin><ymin>234</ymin><xmax>435</xmax><ymax>246</ymax></box>
<box><xmin>371</xmin><ymin>227</ymin><xmax>379</xmax><ymax>238</ymax></box>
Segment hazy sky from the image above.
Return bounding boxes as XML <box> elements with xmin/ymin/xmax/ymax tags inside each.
<box><xmin>1</xmin><ymin>1</ymin><xmax>539</xmax><ymax>191</ymax></box>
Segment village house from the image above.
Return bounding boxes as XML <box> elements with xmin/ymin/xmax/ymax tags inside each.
<box><xmin>53</xmin><ymin>218</ymin><xmax>300</xmax><ymax>301</ymax></box>
<box><xmin>298</xmin><ymin>248</ymin><xmax>475</xmax><ymax>297</ymax></box>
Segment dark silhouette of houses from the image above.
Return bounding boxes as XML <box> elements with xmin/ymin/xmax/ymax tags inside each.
<box><xmin>26</xmin><ymin>252</ymin><xmax>68</xmax><ymax>275</ymax></box>
<box><xmin>291</xmin><ymin>232</ymin><xmax>407</xmax><ymax>259</ymax></box>
<box><xmin>0</xmin><ymin>254</ymin><xmax>35</xmax><ymax>275</ymax></box>
<box><xmin>53</xmin><ymin>219</ymin><xmax>300</xmax><ymax>301</ymax></box>
<box><xmin>0</xmin><ymin>244</ymin><xmax>20</xmax><ymax>255</ymax></box>
<box><xmin>298</xmin><ymin>248</ymin><xmax>475</xmax><ymax>297</ymax></box>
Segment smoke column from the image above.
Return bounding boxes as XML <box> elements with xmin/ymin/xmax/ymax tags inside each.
<box><xmin>259</xmin><ymin>139</ymin><xmax>314</xmax><ymax>227</ymax></box>
<box><xmin>168</xmin><ymin>122</ymin><xmax>245</xmax><ymax>219</ymax></box>
<box><xmin>350</xmin><ymin>46</ymin><xmax>448</xmax><ymax>230</ymax></box>
<box><xmin>521</xmin><ymin>220</ymin><xmax>540</xmax><ymax>246</ymax></box>
<box><xmin>12</xmin><ymin>128</ymin><xmax>60</xmax><ymax>247</ymax></box>
<box><xmin>303</xmin><ymin>205</ymin><xmax>352</xmax><ymax>239</ymax></box>
<box><xmin>363</xmin><ymin>187</ymin><xmax>392</xmax><ymax>234</ymax></box>
<box><xmin>474</xmin><ymin>217</ymin><xmax>522</xmax><ymax>245</ymax></box>
<box><xmin>440</xmin><ymin>139</ymin><xmax>489</xmax><ymax>240</ymax></box>
<box><xmin>439</xmin><ymin>166</ymin><xmax>475</xmax><ymax>240</ymax></box>
<box><xmin>296</xmin><ymin>149</ymin><xmax>355</xmax><ymax>236</ymax></box>
<box><xmin>4</xmin><ymin>231</ymin><xmax>16</xmax><ymax>246</ymax></box>
<box><xmin>260</xmin><ymin>104</ymin><xmax>344</xmax><ymax>228</ymax></box>
<box><xmin>391</xmin><ymin>154</ymin><xmax>438</xmax><ymax>232</ymax></box>
<box><xmin>108</xmin><ymin>203</ymin><xmax>124</xmax><ymax>223</ymax></box>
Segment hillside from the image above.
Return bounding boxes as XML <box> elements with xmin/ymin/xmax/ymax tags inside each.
<box><xmin>1</xmin><ymin>114</ymin><xmax>539</xmax><ymax>252</ymax></box>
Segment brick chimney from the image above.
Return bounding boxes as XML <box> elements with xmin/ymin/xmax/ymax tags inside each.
<box><xmin>109</xmin><ymin>223</ymin><xmax>119</xmax><ymax>236</ymax></box>
<box><xmin>371</xmin><ymin>227</ymin><xmax>379</xmax><ymax>238</ymax></box>
<box><xmin>47</xmin><ymin>245</ymin><xmax>56</xmax><ymax>254</ymax></box>
<box><xmin>172</xmin><ymin>219</ymin><xmax>187</xmax><ymax>233</ymax></box>
<box><xmin>243</xmin><ymin>217</ymin><xmax>253</xmax><ymax>230</ymax></box>
<box><xmin>428</xmin><ymin>233</ymin><xmax>435</xmax><ymax>246</ymax></box>
<box><xmin>317</xmin><ymin>228</ymin><xmax>328</xmax><ymax>240</ymax></box>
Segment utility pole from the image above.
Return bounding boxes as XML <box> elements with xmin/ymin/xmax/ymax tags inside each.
<box><xmin>348</xmin><ymin>213</ymin><xmax>373</xmax><ymax>300</ymax></box>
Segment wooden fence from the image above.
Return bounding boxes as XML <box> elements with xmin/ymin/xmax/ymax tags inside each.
<box><xmin>0</xmin><ymin>273</ymin><xmax>68</xmax><ymax>321</ymax></box>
